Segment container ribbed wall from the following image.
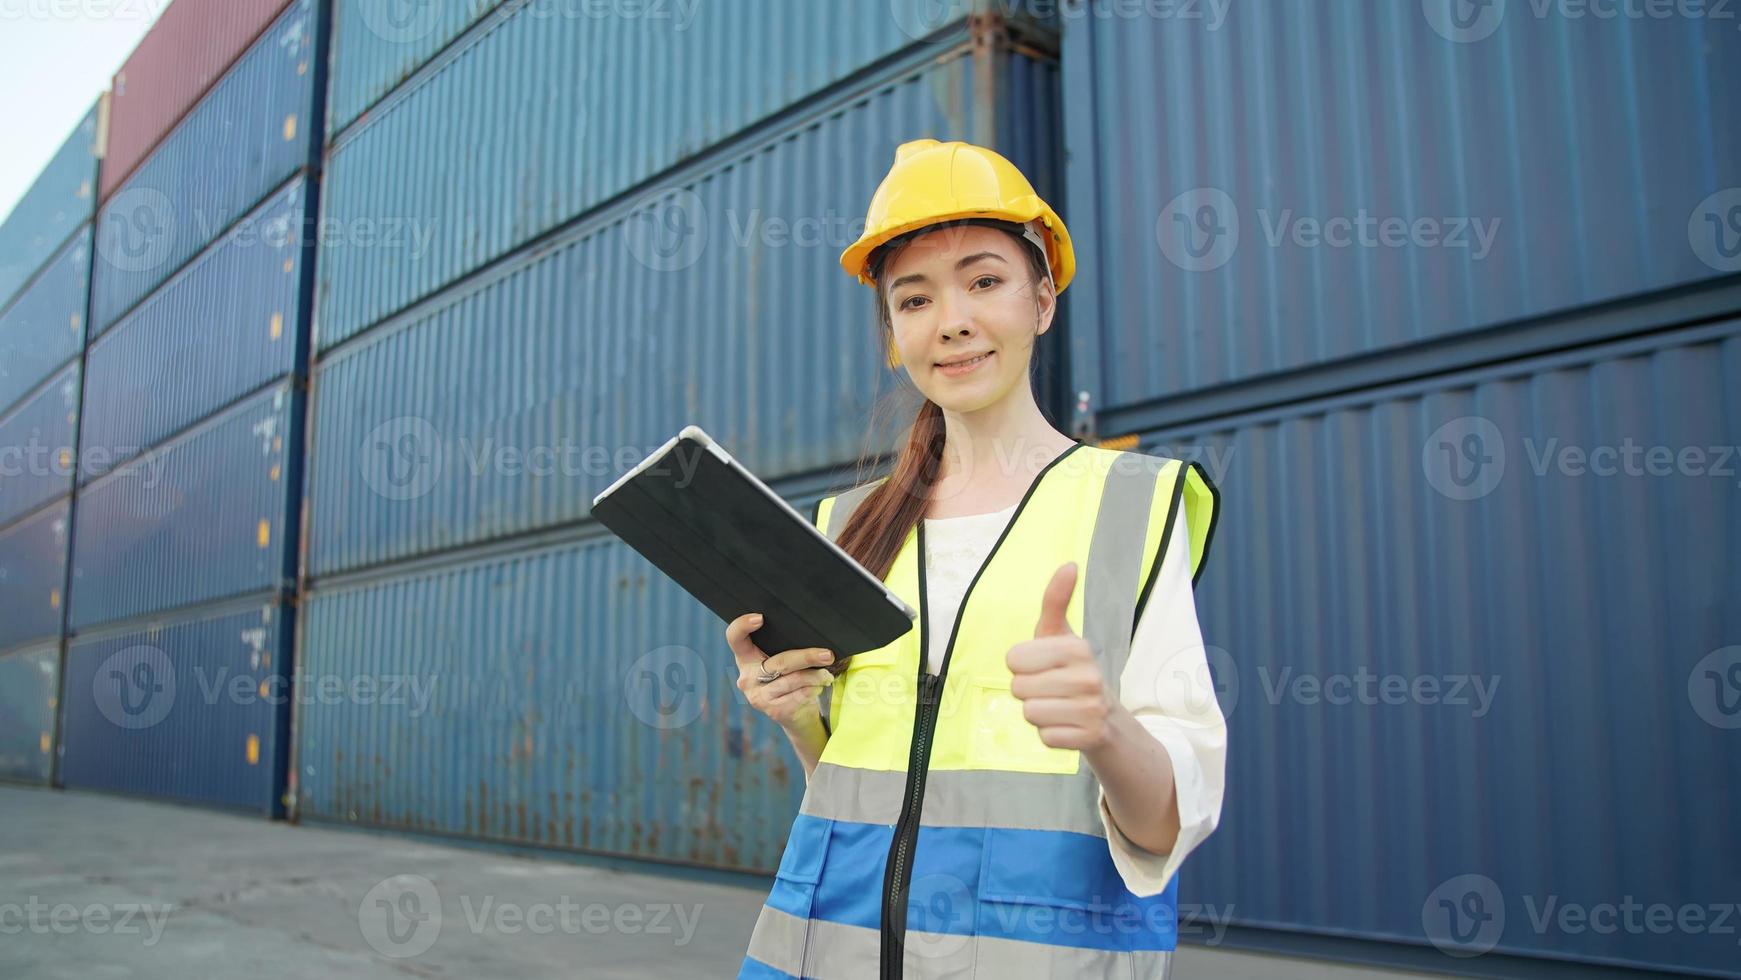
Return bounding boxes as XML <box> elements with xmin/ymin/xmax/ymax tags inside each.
<box><xmin>1166</xmin><ymin>319</ymin><xmax>1740</xmax><ymax>974</ymax></box>
<box><xmin>60</xmin><ymin>601</ymin><xmax>292</xmax><ymax>815</ymax></box>
<box><xmin>315</xmin><ymin>2</ymin><xmax>994</xmax><ymax>349</ymax></box>
<box><xmin>101</xmin><ymin>0</ymin><xmax>297</xmax><ymax>202</ymax></box>
<box><xmin>83</xmin><ymin>179</ymin><xmax>308</xmax><ymax>474</ymax></box>
<box><xmin>0</xmin><ymin>229</ymin><xmax>89</xmax><ymax>419</ymax></box>
<box><xmin>1062</xmin><ymin>1</ymin><xmax>1741</xmax><ymax>412</ymax></box>
<box><xmin>308</xmin><ymin>45</ymin><xmax>1054</xmax><ymax>576</ymax></box>
<box><xmin>69</xmin><ymin>384</ymin><xmax>298</xmax><ymax>630</ymax></box>
<box><xmin>295</xmin><ymin>517</ymin><xmax>836</xmax><ymax>868</ymax></box>
<box><xmin>0</xmin><ymin>104</ymin><xmax>100</xmax><ymax>314</ymax></box>
<box><xmin>0</xmin><ymin>643</ymin><xmax>59</xmax><ymax>784</ymax></box>
<box><xmin>0</xmin><ymin>362</ymin><xmax>79</xmax><ymax>528</ymax></box>
<box><xmin>323</xmin><ymin>0</ymin><xmax>499</xmax><ymax>136</ymax></box>
<box><xmin>0</xmin><ymin>499</ymin><xmax>70</xmax><ymax>655</ymax></box>
<box><xmin>91</xmin><ymin>0</ymin><xmax>319</xmax><ymax>335</ymax></box>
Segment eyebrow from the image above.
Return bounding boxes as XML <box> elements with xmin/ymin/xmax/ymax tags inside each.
<box><xmin>886</xmin><ymin>251</ymin><xmax>1009</xmax><ymax>293</ymax></box>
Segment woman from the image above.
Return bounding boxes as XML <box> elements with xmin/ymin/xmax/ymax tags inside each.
<box><xmin>729</xmin><ymin>139</ymin><xmax>1225</xmax><ymax>979</ymax></box>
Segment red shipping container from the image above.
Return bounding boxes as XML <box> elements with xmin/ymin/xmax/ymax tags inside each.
<box><xmin>99</xmin><ymin>0</ymin><xmax>296</xmax><ymax>203</ymax></box>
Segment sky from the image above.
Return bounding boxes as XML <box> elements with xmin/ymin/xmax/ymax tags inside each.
<box><xmin>0</xmin><ymin>1</ymin><xmax>166</xmax><ymax>226</ymax></box>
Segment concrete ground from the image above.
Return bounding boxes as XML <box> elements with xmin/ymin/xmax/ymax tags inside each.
<box><xmin>0</xmin><ymin>784</ymin><xmax>1437</xmax><ymax>979</ymax></box>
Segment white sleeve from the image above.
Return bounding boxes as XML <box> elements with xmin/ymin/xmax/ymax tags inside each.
<box><xmin>1096</xmin><ymin>505</ymin><xmax>1228</xmax><ymax>897</ymax></box>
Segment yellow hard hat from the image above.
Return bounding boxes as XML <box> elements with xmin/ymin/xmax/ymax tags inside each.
<box><xmin>841</xmin><ymin>139</ymin><xmax>1075</xmax><ymax>295</ymax></box>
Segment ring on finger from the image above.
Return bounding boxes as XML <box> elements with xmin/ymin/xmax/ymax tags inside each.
<box><xmin>756</xmin><ymin>660</ymin><xmax>780</xmax><ymax>685</ymax></box>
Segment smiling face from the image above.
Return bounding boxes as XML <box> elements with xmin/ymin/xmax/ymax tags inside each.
<box><xmin>879</xmin><ymin>223</ymin><xmax>1056</xmax><ymax>414</ymax></box>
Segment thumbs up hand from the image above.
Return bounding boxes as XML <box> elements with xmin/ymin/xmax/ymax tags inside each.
<box><xmin>1005</xmin><ymin>562</ymin><xmax>1117</xmax><ymax>752</ymax></box>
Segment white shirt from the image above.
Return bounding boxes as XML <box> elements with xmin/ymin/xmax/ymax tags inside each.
<box><xmin>921</xmin><ymin>504</ymin><xmax>1226</xmax><ymax>897</ymax></box>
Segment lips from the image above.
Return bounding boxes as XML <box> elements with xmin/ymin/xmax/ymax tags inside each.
<box><xmin>936</xmin><ymin>351</ymin><xmax>993</xmax><ymax>368</ymax></box>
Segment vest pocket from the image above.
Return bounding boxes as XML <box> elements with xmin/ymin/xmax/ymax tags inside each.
<box><xmin>768</xmin><ymin>815</ymin><xmax>834</xmax><ymax>921</ymax></box>
<box><xmin>965</xmin><ymin>676</ymin><xmax>1082</xmax><ymax>775</ymax></box>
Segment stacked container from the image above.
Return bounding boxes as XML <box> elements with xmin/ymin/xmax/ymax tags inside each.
<box><xmin>290</xmin><ymin>2</ymin><xmax>1063</xmax><ymax>870</ymax></box>
<box><xmin>57</xmin><ymin>0</ymin><xmax>331</xmax><ymax>817</ymax></box>
<box><xmin>0</xmin><ymin>105</ymin><xmax>103</xmax><ymax>785</ymax></box>
<box><xmin>1060</xmin><ymin>6</ymin><xmax>1741</xmax><ymax>976</ymax></box>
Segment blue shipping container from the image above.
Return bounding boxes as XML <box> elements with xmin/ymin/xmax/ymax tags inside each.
<box><xmin>0</xmin><ymin>103</ymin><xmax>100</xmax><ymax>314</ymax></box>
<box><xmin>83</xmin><ymin>178</ymin><xmax>309</xmax><ymax>473</ymax></box>
<box><xmin>0</xmin><ymin>498</ymin><xmax>70</xmax><ymax>655</ymax></box>
<box><xmin>1061</xmin><ymin>2</ymin><xmax>1741</xmax><ymax>412</ymax></box>
<box><xmin>0</xmin><ymin>643</ymin><xmax>59</xmax><ymax>785</ymax></box>
<box><xmin>308</xmin><ymin>45</ymin><xmax>1057</xmax><ymax>575</ymax></box>
<box><xmin>69</xmin><ymin>383</ymin><xmax>299</xmax><ymax>630</ymax></box>
<box><xmin>316</xmin><ymin>2</ymin><xmax>1001</xmax><ymax>349</ymax></box>
<box><xmin>0</xmin><ymin>228</ymin><xmax>90</xmax><ymax>419</ymax></box>
<box><xmin>60</xmin><ymin>600</ymin><xmax>292</xmax><ymax>815</ymax></box>
<box><xmin>0</xmin><ymin>361</ymin><xmax>79</xmax><ymax>528</ymax></box>
<box><xmin>323</xmin><ymin>0</ymin><xmax>498</xmax><ymax>136</ymax></box>
<box><xmin>91</xmin><ymin>0</ymin><xmax>321</xmax><ymax>336</ymax></box>
<box><xmin>1161</xmin><ymin>318</ymin><xmax>1740</xmax><ymax>973</ymax></box>
<box><xmin>295</xmin><ymin>515</ymin><xmax>840</xmax><ymax>867</ymax></box>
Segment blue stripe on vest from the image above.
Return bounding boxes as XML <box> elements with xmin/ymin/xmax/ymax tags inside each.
<box><xmin>738</xmin><ymin>955</ymin><xmax>802</xmax><ymax>979</ymax></box>
<box><xmin>767</xmin><ymin>814</ymin><xmax>1180</xmax><ymax>953</ymax></box>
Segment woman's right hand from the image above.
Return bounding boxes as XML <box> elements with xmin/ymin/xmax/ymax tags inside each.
<box><xmin>726</xmin><ymin>613</ymin><xmax>836</xmax><ymax>731</ymax></box>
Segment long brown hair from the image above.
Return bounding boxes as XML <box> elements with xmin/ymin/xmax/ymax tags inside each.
<box><xmin>830</xmin><ymin>221</ymin><xmax>1053</xmax><ymax>666</ymax></box>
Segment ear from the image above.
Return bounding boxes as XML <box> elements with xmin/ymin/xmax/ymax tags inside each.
<box><xmin>1033</xmin><ymin>274</ymin><xmax>1058</xmax><ymax>337</ymax></box>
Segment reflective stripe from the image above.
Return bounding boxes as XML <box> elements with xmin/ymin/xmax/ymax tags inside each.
<box><xmin>825</xmin><ymin>481</ymin><xmax>881</xmax><ymax>542</ymax></box>
<box><xmin>802</xmin><ymin>763</ymin><xmax>1105</xmax><ymax>838</ymax></box>
<box><xmin>1083</xmin><ymin>452</ymin><xmax>1164</xmax><ymax>685</ymax></box>
<box><xmin>765</xmin><ymin>814</ymin><xmax>1178</xmax><ymax>952</ymax></box>
<box><xmin>744</xmin><ymin>905</ymin><xmax>1174</xmax><ymax>979</ymax></box>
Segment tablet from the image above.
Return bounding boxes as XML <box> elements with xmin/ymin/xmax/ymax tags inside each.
<box><xmin>589</xmin><ymin>425</ymin><xmax>916</xmax><ymax>661</ymax></box>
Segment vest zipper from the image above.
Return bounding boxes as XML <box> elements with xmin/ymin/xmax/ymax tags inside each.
<box><xmin>876</xmin><ymin>443</ymin><xmax>1084</xmax><ymax>978</ymax></box>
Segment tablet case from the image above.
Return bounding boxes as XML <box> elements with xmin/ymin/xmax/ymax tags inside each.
<box><xmin>590</xmin><ymin>426</ymin><xmax>916</xmax><ymax>661</ymax></box>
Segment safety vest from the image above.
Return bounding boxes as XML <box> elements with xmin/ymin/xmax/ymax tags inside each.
<box><xmin>740</xmin><ymin>443</ymin><xmax>1218</xmax><ymax>980</ymax></box>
